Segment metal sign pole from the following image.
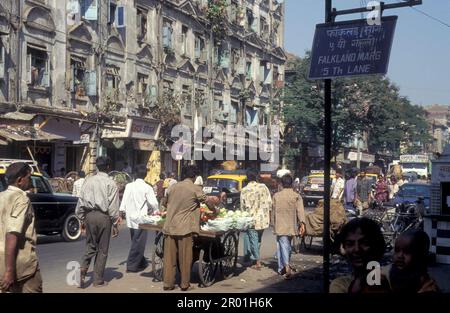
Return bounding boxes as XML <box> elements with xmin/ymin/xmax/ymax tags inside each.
<box><xmin>318</xmin><ymin>0</ymin><xmax>422</xmax><ymax>294</ymax></box>
<box><xmin>323</xmin><ymin>0</ymin><xmax>332</xmax><ymax>294</ymax></box>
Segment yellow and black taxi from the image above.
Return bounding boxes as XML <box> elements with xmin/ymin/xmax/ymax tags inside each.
<box><xmin>203</xmin><ymin>170</ymin><xmax>279</xmax><ymax>210</ymax></box>
<box><xmin>301</xmin><ymin>170</ymin><xmax>336</xmax><ymax>207</ymax></box>
<box><xmin>204</xmin><ymin>170</ymin><xmax>247</xmax><ymax>210</ymax></box>
<box><xmin>0</xmin><ymin>160</ymin><xmax>81</xmax><ymax>241</ymax></box>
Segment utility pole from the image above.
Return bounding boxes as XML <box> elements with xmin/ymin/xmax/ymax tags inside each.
<box><xmin>90</xmin><ymin>0</ymin><xmax>104</xmax><ymax>174</ymax></box>
<box><xmin>357</xmin><ymin>133</ymin><xmax>361</xmax><ymax>169</ymax></box>
<box><xmin>321</xmin><ymin>0</ymin><xmax>422</xmax><ymax>294</ymax></box>
<box><xmin>323</xmin><ymin>0</ymin><xmax>332</xmax><ymax>294</ymax></box>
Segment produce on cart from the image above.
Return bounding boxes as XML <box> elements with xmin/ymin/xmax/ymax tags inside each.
<box><xmin>200</xmin><ymin>206</ymin><xmax>254</xmax><ymax>232</ymax></box>
<box><xmin>139</xmin><ymin>204</ymin><xmax>248</xmax><ymax>287</ymax></box>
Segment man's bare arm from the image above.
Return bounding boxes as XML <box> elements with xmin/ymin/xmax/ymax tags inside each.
<box><xmin>1</xmin><ymin>233</ymin><xmax>18</xmax><ymax>291</ymax></box>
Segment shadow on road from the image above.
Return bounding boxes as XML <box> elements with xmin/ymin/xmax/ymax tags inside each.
<box><xmin>81</xmin><ymin>267</ymin><xmax>124</xmax><ymax>288</ymax></box>
<box><xmin>37</xmin><ymin>235</ymin><xmax>84</xmax><ymax>245</ymax></box>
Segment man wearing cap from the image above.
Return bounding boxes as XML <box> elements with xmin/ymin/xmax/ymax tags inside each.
<box><xmin>76</xmin><ymin>156</ymin><xmax>121</xmax><ymax>288</ymax></box>
<box><xmin>0</xmin><ymin>162</ymin><xmax>42</xmax><ymax>293</ymax></box>
<box><xmin>120</xmin><ymin>164</ymin><xmax>159</xmax><ymax>273</ymax></box>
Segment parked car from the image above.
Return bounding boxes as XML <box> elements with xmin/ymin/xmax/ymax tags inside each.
<box><xmin>390</xmin><ymin>182</ymin><xmax>431</xmax><ymax>210</ymax></box>
<box><xmin>0</xmin><ymin>166</ymin><xmax>81</xmax><ymax>242</ymax></box>
<box><xmin>301</xmin><ymin>171</ymin><xmax>336</xmax><ymax>207</ymax></box>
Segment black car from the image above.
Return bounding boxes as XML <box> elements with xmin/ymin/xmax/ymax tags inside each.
<box><xmin>0</xmin><ymin>172</ymin><xmax>81</xmax><ymax>241</ymax></box>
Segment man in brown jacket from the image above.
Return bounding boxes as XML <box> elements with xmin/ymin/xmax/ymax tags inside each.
<box><xmin>272</xmin><ymin>175</ymin><xmax>305</xmax><ymax>279</ymax></box>
<box><xmin>161</xmin><ymin>165</ymin><xmax>212</xmax><ymax>291</ymax></box>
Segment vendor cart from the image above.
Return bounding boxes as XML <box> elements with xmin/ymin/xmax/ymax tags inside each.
<box><xmin>139</xmin><ymin>224</ymin><xmax>239</xmax><ymax>287</ymax></box>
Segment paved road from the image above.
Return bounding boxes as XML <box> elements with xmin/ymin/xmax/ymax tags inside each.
<box><xmin>37</xmin><ymin>208</ymin><xmax>325</xmax><ymax>293</ymax></box>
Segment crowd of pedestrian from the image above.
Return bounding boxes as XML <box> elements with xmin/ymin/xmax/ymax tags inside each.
<box><xmin>0</xmin><ymin>160</ymin><xmax>439</xmax><ymax>293</ymax></box>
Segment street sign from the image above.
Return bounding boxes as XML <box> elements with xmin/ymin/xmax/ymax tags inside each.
<box><xmin>309</xmin><ymin>16</ymin><xmax>397</xmax><ymax>80</ymax></box>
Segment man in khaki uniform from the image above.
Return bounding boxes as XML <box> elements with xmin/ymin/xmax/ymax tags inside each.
<box><xmin>161</xmin><ymin>165</ymin><xmax>209</xmax><ymax>291</ymax></box>
<box><xmin>272</xmin><ymin>175</ymin><xmax>305</xmax><ymax>279</ymax></box>
<box><xmin>0</xmin><ymin>162</ymin><xmax>42</xmax><ymax>293</ymax></box>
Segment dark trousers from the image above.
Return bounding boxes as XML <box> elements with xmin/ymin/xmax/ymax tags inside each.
<box><xmin>81</xmin><ymin>210</ymin><xmax>112</xmax><ymax>284</ymax></box>
<box><xmin>127</xmin><ymin>229</ymin><xmax>148</xmax><ymax>271</ymax></box>
<box><xmin>163</xmin><ymin>234</ymin><xmax>193</xmax><ymax>289</ymax></box>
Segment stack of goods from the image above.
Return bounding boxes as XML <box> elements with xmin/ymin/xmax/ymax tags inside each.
<box><xmin>139</xmin><ymin>211</ymin><xmax>166</xmax><ymax>226</ymax></box>
<box><xmin>200</xmin><ymin>207</ymin><xmax>254</xmax><ymax>232</ymax></box>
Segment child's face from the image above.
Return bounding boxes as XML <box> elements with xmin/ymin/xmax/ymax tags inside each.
<box><xmin>393</xmin><ymin>236</ymin><xmax>413</xmax><ymax>270</ymax></box>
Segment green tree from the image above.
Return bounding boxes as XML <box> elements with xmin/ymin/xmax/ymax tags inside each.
<box><xmin>283</xmin><ymin>53</ymin><xmax>432</xmax><ymax>168</ymax></box>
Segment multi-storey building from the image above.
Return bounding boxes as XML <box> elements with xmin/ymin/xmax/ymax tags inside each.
<box><xmin>0</xmin><ymin>0</ymin><xmax>286</xmax><ymax>178</ymax></box>
<box><xmin>425</xmin><ymin>104</ymin><xmax>450</xmax><ymax>155</ymax></box>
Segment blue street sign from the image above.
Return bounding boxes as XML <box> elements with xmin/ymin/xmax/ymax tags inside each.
<box><xmin>309</xmin><ymin>16</ymin><xmax>398</xmax><ymax>80</ymax></box>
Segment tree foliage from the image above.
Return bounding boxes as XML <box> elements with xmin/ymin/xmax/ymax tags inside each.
<box><xmin>283</xmin><ymin>53</ymin><xmax>432</xmax><ymax>160</ymax></box>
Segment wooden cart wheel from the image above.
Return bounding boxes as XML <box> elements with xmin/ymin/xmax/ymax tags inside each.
<box><xmin>198</xmin><ymin>242</ymin><xmax>218</xmax><ymax>287</ymax></box>
<box><xmin>220</xmin><ymin>232</ymin><xmax>238</xmax><ymax>279</ymax></box>
<box><xmin>152</xmin><ymin>232</ymin><xmax>164</xmax><ymax>282</ymax></box>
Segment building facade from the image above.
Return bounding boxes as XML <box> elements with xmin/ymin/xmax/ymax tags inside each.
<box><xmin>424</xmin><ymin>104</ymin><xmax>450</xmax><ymax>155</ymax></box>
<box><xmin>0</xmin><ymin>0</ymin><xmax>286</xmax><ymax>177</ymax></box>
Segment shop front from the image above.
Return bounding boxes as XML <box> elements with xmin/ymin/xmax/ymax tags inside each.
<box><xmin>0</xmin><ymin>113</ymin><xmax>90</xmax><ymax>176</ymax></box>
<box><xmin>0</xmin><ymin>113</ymin><xmax>65</xmax><ymax>175</ymax></box>
<box><xmin>102</xmin><ymin>116</ymin><xmax>161</xmax><ymax>177</ymax></box>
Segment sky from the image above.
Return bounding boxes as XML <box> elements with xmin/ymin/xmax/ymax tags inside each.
<box><xmin>285</xmin><ymin>0</ymin><xmax>450</xmax><ymax>106</ymax></box>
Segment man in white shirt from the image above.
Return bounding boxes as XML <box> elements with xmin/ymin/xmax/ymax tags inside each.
<box><xmin>119</xmin><ymin>165</ymin><xmax>159</xmax><ymax>273</ymax></box>
<box><xmin>72</xmin><ymin>171</ymin><xmax>86</xmax><ymax>197</ymax></box>
<box><xmin>331</xmin><ymin>172</ymin><xmax>345</xmax><ymax>200</ymax></box>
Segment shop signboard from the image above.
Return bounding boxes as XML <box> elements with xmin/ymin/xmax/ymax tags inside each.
<box><xmin>102</xmin><ymin>118</ymin><xmax>161</xmax><ymax>140</ymax></box>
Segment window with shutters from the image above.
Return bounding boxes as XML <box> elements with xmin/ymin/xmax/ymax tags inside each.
<box><xmin>27</xmin><ymin>46</ymin><xmax>49</xmax><ymax>88</ymax></box>
<box><xmin>246</xmin><ymin>9</ymin><xmax>254</xmax><ymax>32</ymax></box>
<box><xmin>136</xmin><ymin>7</ymin><xmax>148</xmax><ymax>42</ymax></box>
<box><xmin>137</xmin><ymin>73</ymin><xmax>148</xmax><ymax>105</ymax></box>
<box><xmin>0</xmin><ymin>40</ymin><xmax>5</xmax><ymax>81</ymax></box>
<box><xmin>216</xmin><ymin>43</ymin><xmax>230</xmax><ymax>69</ymax></box>
<box><xmin>79</xmin><ymin>0</ymin><xmax>98</xmax><ymax>20</ymax></box>
<box><xmin>229</xmin><ymin>1</ymin><xmax>239</xmax><ymax>24</ymax></box>
<box><xmin>214</xmin><ymin>97</ymin><xmax>225</xmax><ymax>122</ymax></box>
<box><xmin>245</xmin><ymin>59</ymin><xmax>252</xmax><ymax>80</ymax></box>
<box><xmin>231</xmin><ymin>49</ymin><xmax>239</xmax><ymax>74</ymax></box>
<box><xmin>70</xmin><ymin>57</ymin><xmax>87</xmax><ymax>98</ymax></box>
<box><xmin>182</xmin><ymin>85</ymin><xmax>192</xmax><ymax>115</ymax></box>
<box><xmin>230</xmin><ymin>101</ymin><xmax>238</xmax><ymax>124</ymax></box>
<box><xmin>260</xmin><ymin>16</ymin><xmax>269</xmax><ymax>41</ymax></box>
<box><xmin>181</xmin><ymin>26</ymin><xmax>188</xmax><ymax>56</ymax></box>
<box><xmin>259</xmin><ymin>61</ymin><xmax>272</xmax><ymax>85</ymax></box>
<box><xmin>246</xmin><ymin>107</ymin><xmax>259</xmax><ymax>127</ymax></box>
<box><xmin>105</xmin><ymin>66</ymin><xmax>120</xmax><ymax>102</ymax></box>
<box><xmin>137</xmin><ymin>73</ymin><xmax>156</xmax><ymax>107</ymax></box>
<box><xmin>162</xmin><ymin>20</ymin><xmax>173</xmax><ymax>50</ymax></box>
<box><xmin>261</xmin><ymin>0</ymin><xmax>270</xmax><ymax>10</ymax></box>
<box><xmin>272</xmin><ymin>22</ymin><xmax>280</xmax><ymax>46</ymax></box>
<box><xmin>163</xmin><ymin>80</ymin><xmax>174</xmax><ymax>98</ymax></box>
<box><xmin>194</xmin><ymin>35</ymin><xmax>206</xmax><ymax>62</ymax></box>
<box><xmin>108</xmin><ymin>1</ymin><xmax>117</xmax><ymax>25</ymax></box>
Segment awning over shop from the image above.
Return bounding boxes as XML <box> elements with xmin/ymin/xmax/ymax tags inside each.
<box><xmin>40</xmin><ymin>118</ymin><xmax>81</xmax><ymax>142</ymax></box>
<box><xmin>0</xmin><ymin>112</ymin><xmax>36</xmax><ymax>121</ymax></box>
<box><xmin>0</xmin><ymin>126</ymin><xmax>64</xmax><ymax>142</ymax></box>
<box><xmin>0</xmin><ymin>138</ymin><xmax>7</xmax><ymax>145</ymax></box>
